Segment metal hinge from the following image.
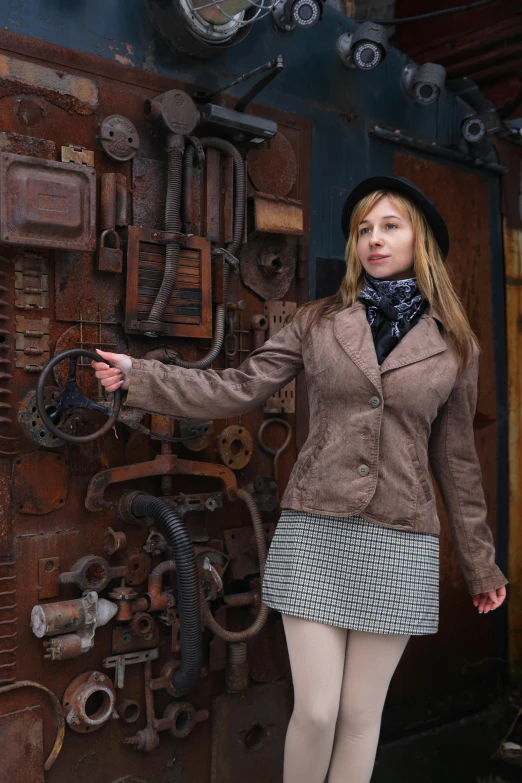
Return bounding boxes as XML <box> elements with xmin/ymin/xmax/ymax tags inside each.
<box><xmin>15</xmin><ymin>315</ymin><xmax>50</xmax><ymax>371</ymax></box>
<box><xmin>14</xmin><ymin>253</ymin><xmax>49</xmax><ymax>311</ymax></box>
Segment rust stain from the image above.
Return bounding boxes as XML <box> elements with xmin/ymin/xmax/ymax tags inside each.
<box><xmin>0</xmin><ymin>55</ymin><xmax>98</xmax><ymax>115</ymax></box>
<box><xmin>0</xmin><ymin>131</ymin><xmax>55</xmax><ymax>159</ymax></box>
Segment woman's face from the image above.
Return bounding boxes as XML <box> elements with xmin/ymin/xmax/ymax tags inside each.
<box><xmin>356</xmin><ymin>195</ymin><xmax>415</xmax><ymax>281</ymax></box>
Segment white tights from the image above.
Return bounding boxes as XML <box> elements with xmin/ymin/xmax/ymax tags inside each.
<box><xmin>282</xmin><ymin>614</ymin><xmax>410</xmax><ymax>783</ymax></box>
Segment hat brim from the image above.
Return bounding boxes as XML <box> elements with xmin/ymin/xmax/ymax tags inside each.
<box><xmin>341</xmin><ymin>175</ymin><xmax>450</xmax><ymax>260</ymax></box>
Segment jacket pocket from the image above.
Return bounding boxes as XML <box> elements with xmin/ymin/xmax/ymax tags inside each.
<box><xmin>294</xmin><ymin>427</ymin><xmax>331</xmax><ymax>491</ymax></box>
<box><xmin>407</xmin><ymin>440</ymin><xmax>434</xmax><ymax>504</ymax></box>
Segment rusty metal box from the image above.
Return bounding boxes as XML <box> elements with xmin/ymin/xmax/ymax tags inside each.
<box><xmin>0</xmin><ymin>152</ymin><xmax>96</xmax><ymax>251</ymax></box>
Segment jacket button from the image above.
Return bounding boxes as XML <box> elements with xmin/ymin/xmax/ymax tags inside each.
<box><xmin>357</xmin><ymin>464</ymin><xmax>370</xmax><ymax>477</ymax></box>
<box><xmin>369</xmin><ymin>395</ymin><xmax>381</xmax><ymax>408</ymax></box>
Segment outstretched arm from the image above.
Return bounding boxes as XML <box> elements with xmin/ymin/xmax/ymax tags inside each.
<box><xmin>92</xmin><ymin>313</ymin><xmax>306</xmax><ymax>420</ymax></box>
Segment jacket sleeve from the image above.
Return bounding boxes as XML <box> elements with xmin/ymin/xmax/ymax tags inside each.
<box><xmin>123</xmin><ymin>314</ymin><xmax>305</xmax><ymax>420</ymax></box>
<box><xmin>428</xmin><ymin>346</ymin><xmax>508</xmax><ymax>595</ymax></box>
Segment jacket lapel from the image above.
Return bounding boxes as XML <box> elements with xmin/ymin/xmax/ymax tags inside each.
<box><xmin>333</xmin><ymin>302</ymin><xmax>447</xmax><ymax>383</ymax></box>
<box><xmin>379</xmin><ymin>310</ymin><xmax>447</xmax><ymax>373</ymax></box>
<box><xmin>333</xmin><ymin>302</ymin><xmax>382</xmax><ymax>391</ymax></box>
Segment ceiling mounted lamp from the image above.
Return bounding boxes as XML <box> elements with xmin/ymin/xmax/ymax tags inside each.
<box><xmin>146</xmin><ymin>0</ymin><xmax>278</xmax><ymax>58</ymax></box>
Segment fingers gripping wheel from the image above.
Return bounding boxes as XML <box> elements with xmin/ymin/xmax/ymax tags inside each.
<box><xmin>36</xmin><ymin>349</ymin><xmax>122</xmax><ymax>444</ymax></box>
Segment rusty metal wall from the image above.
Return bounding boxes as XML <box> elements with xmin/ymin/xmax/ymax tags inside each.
<box><xmin>0</xmin><ymin>33</ymin><xmax>310</xmax><ymax>783</ymax></box>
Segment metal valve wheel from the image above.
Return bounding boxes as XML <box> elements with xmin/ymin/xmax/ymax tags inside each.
<box><xmin>36</xmin><ymin>348</ymin><xmax>122</xmax><ymax>444</ymax></box>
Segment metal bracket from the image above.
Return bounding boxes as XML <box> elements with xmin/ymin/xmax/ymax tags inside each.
<box><xmin>103</xmin><ymin>648</ymin><xmax>159</xmax><ymax>688</ymax></box>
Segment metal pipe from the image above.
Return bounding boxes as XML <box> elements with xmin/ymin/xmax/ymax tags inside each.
<box><xmin>175</xmin><ymin>136</ymin><xmax>245</xmax><ymax>370</ymax></box>
<box><xmin>367</xmin><ymin>123</ymin><xmax>508</xmax><ymax>175</ymax></box>
<box><xmin>199</xmin><ymin>489</ymin><xmax>270</xmax><ymax>641</ymax></box>
<box><xmin>130</xmin><ymin>494</ymin><xmax>202</xmax><ymax>696</ymax></box>
<box><xmin>147</xmin><ymin>135</ymin><xmax>185</xmax><ymax>330</ymax></box>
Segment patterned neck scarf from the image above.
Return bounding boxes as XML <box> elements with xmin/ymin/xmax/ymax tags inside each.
<box><xmin>358</xmin><ymin>272</ymin><xmax>428</xmax><ymax>365</ymax></box>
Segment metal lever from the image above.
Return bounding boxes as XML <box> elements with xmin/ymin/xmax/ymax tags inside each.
<box><xmin>194</xmin><ymin>55</ymin><xmax>284</xmax><ymax>111</ymax></box>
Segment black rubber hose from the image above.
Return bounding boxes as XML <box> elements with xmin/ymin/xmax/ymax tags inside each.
<box><xmin>130</xmin><ymin>493</ymin><xmax>201</xmax><ymax>695</ymax></box>
<box><xmin>174</xmin><ymin>137</ymin><xmax>245</xmax><ymax>369</ymax></box>
<box><xmin>148</xmin><ymin>142</ymin><xmax>184</xmax><ymax>326</ymax></box>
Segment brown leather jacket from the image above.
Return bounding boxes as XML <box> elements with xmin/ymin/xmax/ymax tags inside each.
<box><xmin>125</xmin><ymin>300</ymin><xmax>508</xmax><ymax>595</ymax></box>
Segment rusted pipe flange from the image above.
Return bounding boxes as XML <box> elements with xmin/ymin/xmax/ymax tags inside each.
<box><xmin>118</xmin><ymin>698</ymin><xmax>141</xmax><ymax>724</ymax></box>
<box><xmin>130</xmin><ymin>612</ymin><xmax>155</xmax><ymax>639</ymax></box>
<box><xmin>163</xmin><ymin>702</ymin><xmax>197</xmax><ymax>738</ymax></box>
<box><xmin>59</xmin><ymin>555</ymin><xmax>117</xmax><ymax>592</ymax></box>
<box><xmin>104</xmin><ymin>526</ymin><xmax>127</xmax><ymax>556</ymax></box>
<box><xmin>217</xmin><ymin>424</ymin><xmax>253</xmax><ymax>470</ymax></box>
<box><xmin>62</xmin><ymin>671</ymin><xmax>116</xmax><ymax>733</ymax></box>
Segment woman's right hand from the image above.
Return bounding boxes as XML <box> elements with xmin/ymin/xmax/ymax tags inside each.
<box><xmin>91</xmin><ymin>349</ymin><xmax>133</xmax><ymax>392</ymax></box>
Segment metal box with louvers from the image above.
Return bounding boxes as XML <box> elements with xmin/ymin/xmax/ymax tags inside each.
<box><xmin>125</xmin><ymin>226</ymin><xmax>213</xmax><ymax>337</ymax></box>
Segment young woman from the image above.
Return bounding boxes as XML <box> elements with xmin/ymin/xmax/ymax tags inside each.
<box><xmin>92</xmin><ymin>175</ymin><xmax>508</xmax><ymax>783</ymax></box>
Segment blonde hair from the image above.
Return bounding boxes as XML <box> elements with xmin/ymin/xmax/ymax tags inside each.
<box><xmin>290</xmin><ymin>189</ymin><xmax>478</xmax><ymax>369</ymax></box>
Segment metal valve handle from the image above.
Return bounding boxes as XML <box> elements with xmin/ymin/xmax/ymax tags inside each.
<box><xmin>36</xmin><ymin>348</ymin><xmax>122</xmax><ymax>444</ymax></box>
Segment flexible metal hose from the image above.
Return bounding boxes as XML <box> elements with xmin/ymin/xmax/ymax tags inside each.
<box><xmin>147</xmin><ymin>141</ymin><xmax>184</xmax><ymax>326</ymax></box>
<box><xmin>130</xmin><ymin>494</ymin><xmax>202</xmax><ymax>695</ymax></box>
<box><xmin>174</xmin><ymin>137</ymin><xmax>245</xmax><ymax>369</ymax></box>
<box><xmin>199</xmin><ymin>488</ymin><xmax>270</xmax><ymax>642</ymax></box>
<box><xmin>151</xmin><ymin>559</ymin><xmax>176</xmax><ymax>576</ymax></box>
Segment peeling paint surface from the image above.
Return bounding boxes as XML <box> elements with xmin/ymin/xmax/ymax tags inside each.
<box><xmin>0</xmin><ymin>54</ymin><xmax>98</xmax><ymax>114</ymax></box>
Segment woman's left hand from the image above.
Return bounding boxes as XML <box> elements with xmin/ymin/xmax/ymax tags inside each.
<box><xmin>471</xmin><ymin>586</ymin><xmax>507</xmax><ymax>614</ymax></box>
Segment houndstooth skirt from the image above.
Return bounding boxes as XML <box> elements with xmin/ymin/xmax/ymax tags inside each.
<box><xmin>262</xmin><ymin>509</ymin><xmax>439</xmax><ymax>636</ymax></box>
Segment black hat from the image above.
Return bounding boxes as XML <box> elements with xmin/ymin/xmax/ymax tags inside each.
<box><xmin>341</xmin><ymin>175</ymin><xmax>450</xmax><ymax>260</ymax></box>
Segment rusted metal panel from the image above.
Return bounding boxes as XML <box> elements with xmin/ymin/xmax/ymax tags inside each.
<box><xmin>37</xmin><ymin>557</ymin><xmax>60</xmax><ymax>600</ymax></box>
<box><xmin>211</xmin><ymin>682</ymin><xmax>292</xmax><ymax>783</ymax></box>
<box><xmin>247</xmin><ymin>131</ymin><xmax>297</xmax><ymax>198</ymax></box>
<box><xmin>252</xmin><ymin>191</ymin><xmax>304</xmax><ymax>235</ymax></box>
<box><xmin>0</xmin><ymin>53</ymin><xmax>98</xmax><ymax>115</ymax></box>
<box><xmin>392</xmin><ymin>151</ymin><xmax>499</xmax><ymax>696</ymax></box>
<box><xmin>0</xmin><ymin>705</ymin><xmax>44</xmax><ymax>782</ymax></box>
<box><xmin>11</xmin><ymin>452</ymin><xmax>68</xmax><ymax>514</ymax></box>
<box><xmin>503</xmin><ymin>219</ymin><xmax>522</xmax><ymax>677</ymax></box>
<box><xmin>0</xmin><ymin>131</ymin><xmax>55</xmax><ymax>159</ymax></box>
<box><xmin>132</xmin><ymin>157</ymin><xmax>166</xmax><ymax>230</ymax></box>
<box><xmin>54</xmin><ymin>251</ymin><xmax>124</xmax><ymax>323</ymax></box>
<box><xmin>0</xmin><ymin>153</ymin><xmax>96</xmax><ymax>251</ymax></box>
